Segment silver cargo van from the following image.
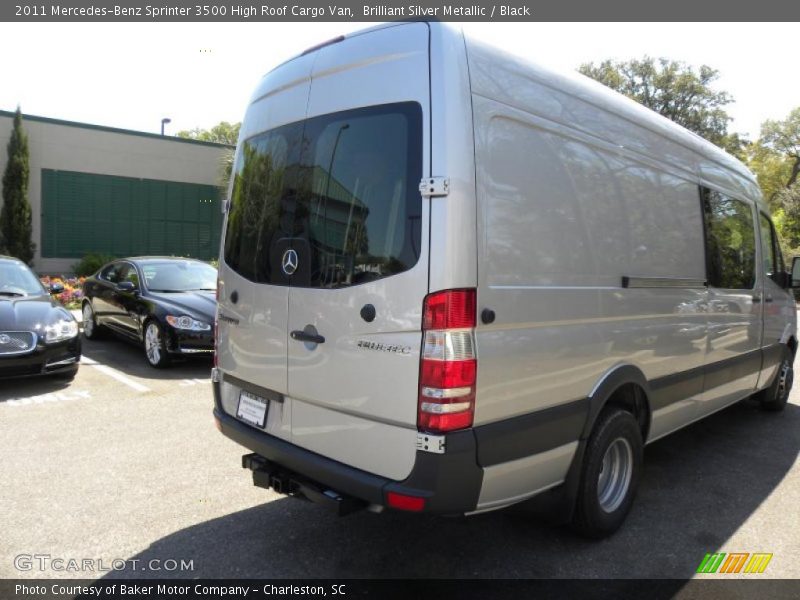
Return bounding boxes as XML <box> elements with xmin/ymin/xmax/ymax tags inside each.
<box><xmin>212</xmin><ymin>22</ymin><xmax>797</xmax><ymax>537</ymax></box>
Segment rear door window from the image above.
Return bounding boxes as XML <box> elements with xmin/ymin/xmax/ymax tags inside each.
<box><xmin>223</xmin><ymin>102</ymin><xmax>422</xmax><ymax>288</ymax></box>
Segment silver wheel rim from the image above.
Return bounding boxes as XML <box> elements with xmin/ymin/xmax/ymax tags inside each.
<box><xmin>83</xmin><ymin>304</ymin><xmax>94</xmax><ymax>337</ymax></box>
<box><xmin>597</xmin><ymin>437</ymin><xmax>633</xmax><ymax>513</ymax></box>
<box><xmin>145</xmin><ymin>323</ymin><xmax>161</xmax><ymax>365</ymax></box>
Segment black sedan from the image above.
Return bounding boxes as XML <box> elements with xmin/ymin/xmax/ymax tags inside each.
<box><xmin>0</xmin><ymin>255</ymin><xmax>81</xmax><ymax>379</ymax></box>
<box><xmin>81</xmin><ymin>257</ymin><xmax>217</xmax><ymax>368</ymax></box>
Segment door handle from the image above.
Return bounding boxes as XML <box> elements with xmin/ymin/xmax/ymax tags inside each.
<box><xmin>290</xmin><ymin>330</ymin><xmax>325</xmax><ymax>344</ymax></box>
<box><xmin>764</xmin><ymin>295</ymin><xmax>774</xmax><ymax>303</ymax></box>
<box><xmin>751</xmin><ymin>295</ymin><xmax>761</xmax><ymax>303</ymax></box>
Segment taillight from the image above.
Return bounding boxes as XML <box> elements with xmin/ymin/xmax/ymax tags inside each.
<box><xmin>418</xmin><ymin>289</ymin><xmax>477</xmax><ymax>433</ymax></box>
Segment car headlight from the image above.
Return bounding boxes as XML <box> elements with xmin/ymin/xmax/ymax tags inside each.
<box><xmin>165</xmin><ymin>315</ymin><xmax>211</xmax><ymax>331</ymax></box>
<box><xmin>45</xmin><ymin>318</ymin><xmax>79</xmax><ymax>343</ymax></box>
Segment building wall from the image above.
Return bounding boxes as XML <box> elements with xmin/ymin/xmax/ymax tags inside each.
<box><xmin>0</xmin><ymin>111</ymin><xmax>230</xmax><ymax>273</ymax></box>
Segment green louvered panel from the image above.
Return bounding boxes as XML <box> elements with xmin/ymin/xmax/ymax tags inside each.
<box><xmin>41</xmin><ymin>170</ymin><xmax>221</xmax><ymax>260</ymax></box>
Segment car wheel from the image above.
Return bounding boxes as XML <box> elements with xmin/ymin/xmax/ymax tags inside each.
<box><xmin>755</xmin><ymin>346</ymin><xmax>794</xmax><ymax>412</ymax></box>
<box><xmin>82</xmin><ymin>302</ymin><xmax>103</xmax><ymax>340</ymax></box>
<box><xmin>571</xmin><ymin>408</ymin><xmax>643</xmax><ymax>539</ymax></box>
<box><xmin>144</xmin><ymin>320</ymin><xmax>171</xmax><ymax>368</ymax></box>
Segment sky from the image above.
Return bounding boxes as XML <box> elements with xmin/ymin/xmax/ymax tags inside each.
<box><xmin>0</xmin><ymin>22</ymin><xmax>796</xmax><ymax>140</ymax></box>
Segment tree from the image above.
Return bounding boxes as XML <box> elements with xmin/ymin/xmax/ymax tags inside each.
<box><xmin>744</xmin><ymin>141</ymin><xmax>792</xmax><ymax>206</ymax></box>
<box><xmin>177</xmin><ymin>121</ymin><xmax>240</xmax><ymax>194</ymax></box>
<box><xmin>753</xmin><ymin>107</ymin><xmax>800</xmax><ymax>252</ymax></box>
<box><xmin>176</xmin><ymin>121</ymin><xmax>240</xmax><ymax>146</ymax></box>
<box><xmin>759</xmin><ymin>108</ymin><xmax>800</xmax><ymax>190</ymax></box>
<box><xmin>579</xmin><ymin>57</ymin><xmax>744</xmax><ymax>155</ymax></box>
<box><xmin>0</xmin><ymin>107</ymin><xmax>35</xmax><ymax>264</ymax></box>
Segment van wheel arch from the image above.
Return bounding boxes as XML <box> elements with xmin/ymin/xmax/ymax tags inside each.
<box><xmin>582</xmin><ymin>366</ymin><xmax>651</xmax><ymax>442</ymax></box>
<box><xmin>529</xmin><ymin>366</ymin><xmax>652</xmax><ymax>526</ymax></box>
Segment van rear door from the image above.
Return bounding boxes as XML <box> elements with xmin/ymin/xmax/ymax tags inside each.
<box><xmin>217</xmin><ymin>53</ymin><xmax>315</xmax><ymax>438</ymax></box>
<box><xmin>285</xmin><ymin>24</ymin><xmax>431</xmax><ymax>480</ymax></box>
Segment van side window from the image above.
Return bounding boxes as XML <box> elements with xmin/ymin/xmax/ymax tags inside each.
<box><xmin>702</xmin><ymin>188</ymin><xmax>756</xmax><ymax>289</ymax></box>
<box><xmin>759</xmin><ymin>212</ymin><xmax>785</xmax><ymax>282</ymax></box>
<box><xmin>759</xmin><ymin>213</ymin><xmax>776</xmax><ymax>278</ymax></box>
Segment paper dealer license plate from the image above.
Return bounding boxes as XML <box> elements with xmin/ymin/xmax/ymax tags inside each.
<box><xmin>236</xmin><ymin>390</ymin><xmax>269</xmax><ymax>428</ymax></box>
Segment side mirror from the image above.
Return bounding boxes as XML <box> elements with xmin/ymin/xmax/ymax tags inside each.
<box><xmin>116</xmin><ymin>281</ymin><xmax>137</xmax><ymax>293</ymax></box>
<box><xmin>49</xmin><ymin>282</ymin><xmax>64</xmax><ymax>294</ymax></box>
<box><xmin>791</xmin><ymin>256</ymin><xmax>800</xmax><ymax>288</ymax></box>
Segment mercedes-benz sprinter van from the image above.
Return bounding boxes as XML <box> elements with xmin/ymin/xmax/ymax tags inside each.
<box><xmin>212</xmin><ymin>22</ymin><xmax>797</xmax><ymax>537</ymax></box>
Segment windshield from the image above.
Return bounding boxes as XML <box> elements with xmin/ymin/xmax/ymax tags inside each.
<box><xmin>141</xmin><ymin>261</ymin><xmax>217</xmax><ymax>292</ymax></box>
<box><xmin>223</xmin><ymin>102</ymin><xmax>422</xmax><ymax>288</ymax></box>
<box><xmin>0</xmin><ymin>261</ymin><xmax>46</xmax><ymax>296</ymax></box>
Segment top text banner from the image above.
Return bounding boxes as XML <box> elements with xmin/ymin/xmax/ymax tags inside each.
<box><xmin>4</xmin><ymin>0</ymin><xmax>799</xmax><ymax>21</ymax></box>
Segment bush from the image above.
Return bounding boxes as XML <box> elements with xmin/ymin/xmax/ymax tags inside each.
<box><xmin>72</xmin><ymin>253</ymin><xmax>115</xmax><ymax>277</ymax></box>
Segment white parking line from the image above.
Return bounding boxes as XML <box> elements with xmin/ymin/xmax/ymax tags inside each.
<box><xmin>179</xmin><ymin>378</ymin><xmax>211</xmax><ymax>386</ymax></box>
<box><xmin>5</xmin><ymin>390</ymin><xmax>91</xmax><ymax>407</ymax></box>
<box><xmin>82</xmin><ymin>357</ymin><xmax>151</xmax><ymax>393</ymax></box>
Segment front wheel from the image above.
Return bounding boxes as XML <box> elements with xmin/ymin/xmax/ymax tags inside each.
<box><xmin>144</xmin><ymin>320</ymin><xmax>171</xmax><ymax>368</ymax></box>
<box><xmin>571</xmin><ymin>408</ymin><xmax>643</xmax><ymax>538</ymax></box>
<box><xmin>755</xmin><ymin>347</ymin><xmax>794</xmax><ymax>412</ymax></box>
<box><xmin>82</xmin><ymin>302</ymin><xmax>103</xmax><ymax>340</ymax></box>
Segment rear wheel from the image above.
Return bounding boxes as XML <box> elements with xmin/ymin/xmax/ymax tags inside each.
<box><xmin>144</xmin><ymin>320</ymin><xmax>171</xmax><ymax>368</ymax></box>
<box><xmin>571</xmin><ymin>408</ymin><xmax>643</xmax><ymax>538</ymax></box>
<box><xmin>755</xmin><ymin>346</ymin><xmax>794</xmax><ymax>412</ymax></box>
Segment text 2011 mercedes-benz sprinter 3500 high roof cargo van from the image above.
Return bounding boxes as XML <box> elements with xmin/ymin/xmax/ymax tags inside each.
<box><xmin>212</xmin><ymin>22</ymin><xmax>797</xmax><ymax>537</ymax></box>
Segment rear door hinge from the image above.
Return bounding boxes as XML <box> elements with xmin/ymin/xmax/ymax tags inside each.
<box><xmin>419</xmin><ymin>177</ymin><xmax>450</xmax><ymax>198</ymax></box>
<box><xmin>416</xmin><ymin>432</ymin><xmax>446</xmax><ymax>454</ymax></box>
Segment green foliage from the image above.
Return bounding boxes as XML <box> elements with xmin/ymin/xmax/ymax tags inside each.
<box><xmin>0</xmin><ymin>108</ymin><xmax>35</xmax><ymax>264</ymax></box>
<box><xmin>176</xmin><ymin>121</ymin><xmax>239</xmax><ymax>195</ymax></box>
<box><xmin>72</xmin><ymin>252</ymin><xmax>116</xmax><ymax>277</ymax></box>
<box><xmin>744</xmin><ymin>142</ymin><xmax>793</xmax><ymax>207</ymax></box>
<box><xmin>176</xmin><ymin>121</ymin><xmax>240</xmax><ymax>146</ymax></box>
<box><xmin>578</xmin><ymin>57</ymin><xmax>744</xmax><ymax>154</ymax></box>
<box><xmin>753</xmin><ymin>107</ymin><xmax>800</xmax><ymax>255</ymax></box>
<box><xmin>759</xmin><ymin>107</ymin><xmax>800</xmax><ymax>189</ymax></box>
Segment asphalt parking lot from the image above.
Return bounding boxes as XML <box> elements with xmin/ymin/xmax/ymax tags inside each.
<box><xmin>1</xmin><ymin>333</ymin><xmax>799</xmax><ymax>581</ymax></box>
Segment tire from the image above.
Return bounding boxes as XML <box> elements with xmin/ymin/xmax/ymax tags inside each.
<box><xmin>755</xmin><ymin>346</ymin><xmax>794</xmax><ymax>412</ymax></box>
<box><xmin>143</xmin><ymin>320</ymin><xmax>171</xmax><ymax>368</ymax></box>
<box><xmin>81</xmin><ymin>301</ymin><xmax>103</xmax><ymax>340</ymax></box>
<box><xmin>571</xmin><ymin>408</ymin><xmax>643</xmax><ymax>539</ymax></box>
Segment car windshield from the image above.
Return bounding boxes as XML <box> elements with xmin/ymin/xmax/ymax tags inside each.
<box><xmin>141</xmin><ymin>261</ymin><xmax>217</xmax><ymax>293</ymax></box>
<box><xmin>0</xmin><ymin>261</ymin><xmax>45</xmax><ymax>296</ymax></box>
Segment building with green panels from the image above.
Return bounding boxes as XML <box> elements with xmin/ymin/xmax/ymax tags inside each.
<box><xmin>0</xmin><ymin>110</ymin><xmax>231</xmax><ymax>274</ymax></box>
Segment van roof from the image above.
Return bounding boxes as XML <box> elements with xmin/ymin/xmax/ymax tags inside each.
<box><xmin>260</xmin><ymin>22</ymin><xmax>760</xmax><ymax>206</ymax></box>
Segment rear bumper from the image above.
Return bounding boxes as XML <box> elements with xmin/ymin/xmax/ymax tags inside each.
<box><xmin>213</xmin><ymin>382</ymin><xmax>484</xmax><ymax>514</ymax></box>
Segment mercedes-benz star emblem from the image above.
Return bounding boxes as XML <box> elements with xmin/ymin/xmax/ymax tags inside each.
<box><xmin>0</xmin><ymin>334</ymin><xmax>10</xmax><ymax>345</ymax></box>
<box><xmin>281</xmin><ymin>249</ymin><xmax>298</xmax><ymax>276</ymax></box>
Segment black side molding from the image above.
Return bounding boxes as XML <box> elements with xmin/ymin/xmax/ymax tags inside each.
<box><xmin>474</xmin><ymin>399</ymin><xmax>588</xmax><ymax>467</ymax></box>
<box><xmin>622</xmin><ymin>276</ymin><xmax>707</xmax><ymax>289</ymax></box>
